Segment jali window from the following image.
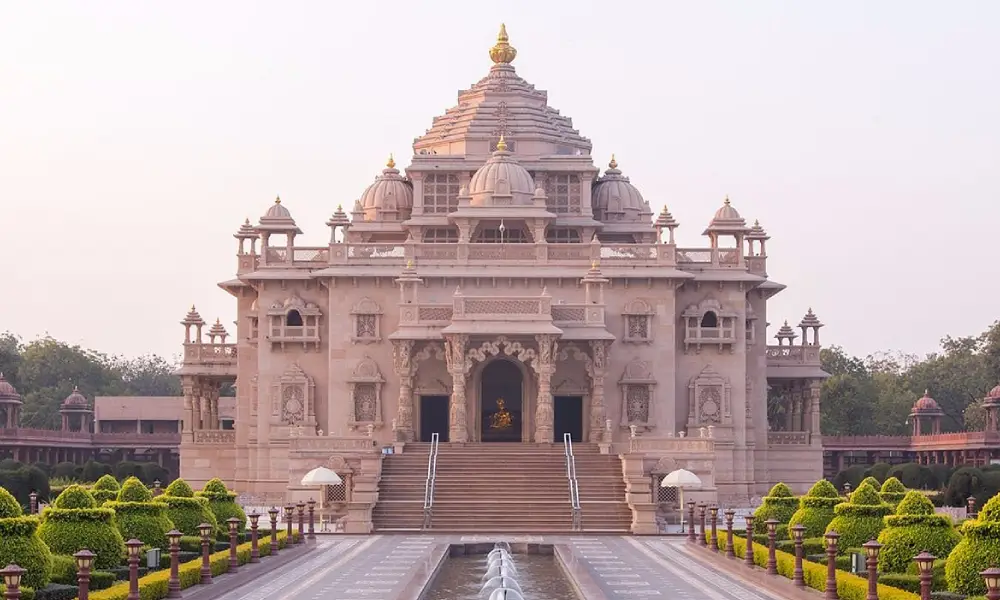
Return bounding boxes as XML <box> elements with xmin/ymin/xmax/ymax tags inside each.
<box><xmin>423</xmin><ymin>173</ymin><xmax>460</xmax><ymax>214</ymax></box>
<box><xmin>350</xmin><ymin>297</ymin><xmax>383</xmax><ymax>344</ymax></box>
<box><xmin>423</xmin><ymin>227</ymin><xmax>459</xmax><ymax>242</ymax></box>
<box><xmin>545</xmin><ymin>228</ymin><xmax>581</xmax><ymax>243</ymax></box>
<box><xmin>545</xmin><ymin>174</ymin><xmax>582</xmax><ymax>214</ymax></box>
<box><xmin>622</xmin><ymin>299</ymin><xmax>654</xmax><ymax>344</ymax></box>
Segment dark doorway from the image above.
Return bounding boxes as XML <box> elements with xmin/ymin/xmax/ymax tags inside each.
<box><xmin>419</xmin><ymin>395</ymin><xmax>449</xmax><ymax>442</ymax></box>
<box><xmin>554</xmin><ymin>396</ymin><xmax>584</xmax><ymax>443</ymax></box>
<box><xmin>480</xmin><ymin>360</ymin><xmax>523</xmax><ymax>442</ymax></box>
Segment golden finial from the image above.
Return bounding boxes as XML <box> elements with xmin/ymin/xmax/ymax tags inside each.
<box><xmin>387</xmin><ymin>154</ymin><xmax>396</xmax><ymax>169</ymax></box>
<box><xmin>489</xmin><ymin>23</ymin><xmax>518</xmax><ymax>65</ymax></box>
<box><xmin>336</xmin><ymin>204</ymin><xmax>342</xmax><ymax>211</ymax></box>
<box><xmin>609</xmin><ymin>154</ymin><xmax>618</xmax><ymax>170</ymax></box>
<box><xmin>406</xmin><ymin>259</ymin><xmax>414</xmax><ymax>270</ymax></box>
<box><xmin>724</xmin><ymin>195</ymin><xmax>730</xmax><ymax>206</ymax></box>
<box><xmin>496</xmin><ymin>135</ymin><xmax>508</xmax><ymax>152</ymax></box>
<box><xmin>591</xmin><ymin>259</ymin><xmax>599</xmax><ymax>270</ymax></box>
<box><xmin>275</xmin><ymin>195</ymin><xmax>281</xmax><ymax>204</ymax></box>
<box><xmin>753</xmin><ymin>219</ymin><xmax>760</xmax><ymax>226</ymax></box>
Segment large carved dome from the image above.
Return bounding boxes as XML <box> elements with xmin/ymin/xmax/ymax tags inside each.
<box><xmin>467</xmin><ymin>138</ymin><xmax>536</xmax><ymax>205</ymax></box>
<box><xmin>360</xmin><ymin>156</ymin><xmax>413</xmax><ymax>221</ymax></box>
<box><xmin>592</xmin><ymin>156</ymin><xmax>651</xmax><ymax>222</ymax></box>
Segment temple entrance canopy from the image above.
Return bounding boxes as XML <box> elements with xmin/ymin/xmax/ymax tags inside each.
<box><xmin>480</xmin><ymin>360</ymin><xmax>524</xmax><ymax>442</ymax></box>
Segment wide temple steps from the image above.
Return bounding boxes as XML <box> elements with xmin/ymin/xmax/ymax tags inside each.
<box><xmin>372</xmin><ymin>442</ymin><xmax>632</xmax><ymax>533</ymax></box>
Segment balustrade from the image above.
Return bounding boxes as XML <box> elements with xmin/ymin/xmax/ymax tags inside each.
<box><xmin>765</xmin><ymin>345</ymin><xmax>821</xmax><ymax>365</ymax></box>
<box><xmin>767</xmin><ymin>431</ymin><xmax>811</xmax><ymax>445</ymax></box>
<box><xmin>0</xmin><ymin>428</ymin><xmax>180</xmax><ymax>446</ymax></box>
<box><xmin>183</xmin><ymin>343</ymin><xmax>237</xmax><ymax>364</ymax></box>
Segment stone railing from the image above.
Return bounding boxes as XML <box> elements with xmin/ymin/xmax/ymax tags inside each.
<box><xmin>0</xmin><ymin>428</ymin><xmax>180</xmax><ymax>447</ymax></box>
<box><xmin>765</xmin><ymin>345</ymin><xmax>821</xmax><ymax>365</ymax></box>
<box><xmin>182</xmin><ymin>342</ymin><xmax>237</xmax><ymax>364</ymax></box>
<box><xmin>821</xmin><ymin>435</ymin><xmax>913</xmax><ymax>450</ymax></box>
<box><xmin>626</xmin><ymin>436</ymin><xmax>715</xmax><ymax>454</ymax></box>
<box><xmin>551</xmin><ymin>304</ymin><xmax>587</xmax><ymax>325</ymax></box>
<box><xmin>453</xmin><ymin>294</ymin><xmax>551</xmax><ymax>319</ymax></box>
<box><xmin>767</xmin><ymin>431</ymin><xmax>811</xmax><ymax>445</ymax></box>
<box><xmin>290</xmin><ymin>435</ymin><xmax>380</xmax><ymax>452</ymax></box>
<box><xmin>192</xmin><ymin>430</ymin><xmax>236</xmax><ymax>445</ymax></box>
<box><xmin>327</xmin><ymin>241</ymin><xmax>678</xmax><ymax>267</ymax></box>
<box><xmin>909</xmin><ymin>431</ymin><xmax>1000</xmax><ymax>448</ymax></box>
<box><xmin>261</xmin><ymin>246</ymin><xmax>330</xmax><ymax>267</ymax></box>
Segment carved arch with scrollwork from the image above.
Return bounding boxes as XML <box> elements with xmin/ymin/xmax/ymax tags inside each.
<box><xmin>348</xmin><ymin>355</ymin><xmax>385</xmax><ymax>430</ymax></box>
<box><xmin>271</xmin><ymin>363</ymin><xmax>316</xmax><ymax>427</ymax></box>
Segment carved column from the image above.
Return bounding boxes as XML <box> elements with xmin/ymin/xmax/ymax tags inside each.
<box><xmin>200</xmin><ymin>384</ymin><xmax>212</xmax><ymax>430</ymax></box>
<box><xmin>809</xmin><ymin>380</ymin><xmax>821</xmax><ymax>441</ymax></box>
<box><xmin>444</xmin><ymin>334</ymin><xmax>469</xmax><ymax>443</ymax></box>
<box><xmin>208</xmin><ymin>383</ymin><xmax>220</xmax><ymax>429</ymax></box>
<box><xmin>791</xmin><ymin>384</ymin><xmax>802</xmax><ymax>432</ymax></box>
<box><xmin>588</xmin><ymin>339</ymin><xmax>609</xmax><ymax>442</ymax></box>
<box><xmin>534</xmin><ymin>335</ymin><xmax>557</xmax><ymax>443</ymax></box>
<box><xmin>392</xmin><ymin>339</ymin><xmax>416</xmax><ymax>442</ymax></box>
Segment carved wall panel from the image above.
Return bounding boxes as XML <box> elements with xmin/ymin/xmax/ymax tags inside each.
<box><xmin>687</xmin><ymin>365</ymin><xmax>732</xmax><ymax>428</ymax></box>
<box><xmin>348</xmin><ymin>355</ymin><xmax>385</xmax><ymax>429</ymax></box>
<box><xmin>622</xmin><ymin>298</ymin><xmax>654</xmax><ymax>344</ymax></box>
<box><xmin>350</xmin><ymin>297</ymin><xmax>383</xmax><ymax>344</ymax></box>
<box><xmin>619</xmin><ymin>357</ymin><xmax>656</xmax><ymax>430</ymax></box>
<box><xmin>270</xmin><ymin>363</ymin><xmax>316</xmax><ymax>427</ymax></box>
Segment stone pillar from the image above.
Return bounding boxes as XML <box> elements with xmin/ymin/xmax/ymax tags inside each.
<box><xmin>444</xmin><ymin>334</ymin><xmax>469</xmax><ymax>443</ymax></box>
<box><xmin>61</xmin><ymin>414</ymin><xmax>69</xmax><ymax>431</ymax></box>
<box><xmin>200</xmin><ymin>385</ymin><xmax>212</xmax><ymax>430</ymax></box>
<box><xmin>209</xmin><ymin>384</ymin><xmax>220</xmax><ymax>429</ymax></box>
<box><xmin>809</xmin><ymin>380</ymin><xmax>821</xmax><ymax>442</ymax></box>
<box><xmin>588</xmin><ymin>340</ymin><xmax>609</xmax><ymax>442</ymax></box>
<box><xmin>392</xmin><ymin>340</ymin><xmax>416</xmax><ymax>442</ymax></box>
<box><xmin>533</xmin><ymin>335</ymin><xmax>557</xmax><ymax>443</ymax></box>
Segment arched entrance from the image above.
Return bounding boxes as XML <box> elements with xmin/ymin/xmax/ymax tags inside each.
<box><xmin>480</xmin><ymin>360</ymin><xmax>524</xmax><ymax>442</ymax></box>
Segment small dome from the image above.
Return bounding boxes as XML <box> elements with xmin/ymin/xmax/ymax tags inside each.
<box><xmin>360</xmin><ymin>155</ymin><xmax>414</xmax><ymax>221</ymax></box>
<box><xmin>468</xmin><ymin>137</ymin><xmax>535</xmax><ymax>205</ymax></box>
<box><xmin>703</xmin><ymin>196</ymin><xmax>749</xmax><ymax>235</ymax></box>
<box><xmin>265</xmin><ymin>196</ymin><xmax>291</xmax><ymax>219</ymax></box>
<box><xmin>62</xmin><ymin>386</ymin><xmax>89</xmax><ymax>409</ymax></box>
<box><xmin>592</xmin><ymin>155</ymin><xmax>651</xmax><ymax>222</ymax></box>
<box><xmin>713</xmin><ymin>198</ymin><xmax>742</xmax><ymax>221</ymax></box>
<box><xmin>0</xmin><ymin>373</ymin><xmax>20</xmax><ymax>403</ymax></box>
<box><xmin>910</xmin><ymin>390</ymin><xmax>943</xmax><ymax>416</ymax></box>
<box><xmin>257</xmin><ymin>196</ymin><xmax>302</xmax><ymax>234</ymax></box>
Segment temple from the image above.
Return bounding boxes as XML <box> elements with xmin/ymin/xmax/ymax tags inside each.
<box><xmin>176</xmin><ymin>25</ymin><xmax>829</xmax><ymax>533</ymax></box>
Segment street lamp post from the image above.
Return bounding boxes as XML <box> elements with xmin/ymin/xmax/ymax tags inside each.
<box><xmin>0</xmin><ymin>564</ymin><xmax>25</xmax><ymax>600</ymax></box>
<box><xmin>981</xmin><ymin>567</ymin><xmax>1000</xmax><ymax>600</ymax></box>
<box><xmin>686</xmin><ymin>501</ymin><xmax>696</xmax><ymax>542</ymax></box>
<box><xmin>708</xmin><ymin>505</ymin><xmax>719</xmax><ymax>552</ymax></box>
<box><xmin>824</xmin><ymin>531</ymin><xmax>840</xmax><ymax>600</ymax></box>
<box><xmin>249</xmin><ymin>512</ymin><xmax>261</xmax><ymax>563</ymax></box>
<box><xmin>743</xmin><ymin>515</ymin><xmax>755</xmax><ymax>567</ymax></box>
<box><xmin>862</xmin><ymin>539</ymin><xmax>882</xmax><ymax>600</ymax></box>
<box><xmin>967</xmin><ymin>496</ymin><xmax>977</xmax><ymax>519</ymax></box>
<box><xmin>296</xmin><ymin>502</ymin><xmax>306</xmax><ymax>542</ymax></box>
<box><xmin>915</xmin><ymin>552</ymin><xmax>936</xmax><ymax>600</ymax></box>
<box><xmin>697</xmin><ymin>503</ymin><xmax>707</xmax><ymax>547</ymax></box>
<box><xmin>125</xmin><ymin>539</ymin><xmax>143</xmax><ymax>600</ymax></box>
<box><xmin>227</xmin><ymin>518</ymin><xmax>241</xmax><ymax>571</ymax></box>
<box><xmin>28</xmin><ymin>492</ymin><xmax>38</xmax><ymax>515</ymax></box>
<box><xmin>765</xmin><ymin>520</ymin><xmax>779</xmax><ymax>575</ymax></box>
<box><xmin>268</xmin><ymin>507</ymin><xmax>280</xmax><ymax>555</ymax></box>
<box><xmin>307</xmin><ymin>499</ymin><xmax>316</xmax><ymax>541</ymax></box>
<box><xmin>723</xmin><ymin>509</ymin><xmax>735</xmax><ymax>558</ymax></box>
<box><xmin>791</xmin><ymin>524</ymin><xmax>806</xmax><ymax>587</ymax></box>
<box><xmin>166</xmin><ymin>530</ymin><xmax>182</xmax><ymax>598</ymax></box>
<box><xmin>284</xmin><ymin>505</ymin><xmax>294</xmax><ymax>542</ymax></box>
<box><xmin>198</xmin><ymin>522</ymin><xmax>214</xmax><ymax>584</ymax></box>
<box><xmin>73</xmin><ymin>550</ymin><xmax>95</xmax><ymax>600</ymax></box>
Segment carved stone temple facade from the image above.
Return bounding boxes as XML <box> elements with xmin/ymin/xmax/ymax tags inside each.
<box><xmin>177</xmin><ymin>26</ymin><xmax>828</xmax><ymax>532</ymax></box>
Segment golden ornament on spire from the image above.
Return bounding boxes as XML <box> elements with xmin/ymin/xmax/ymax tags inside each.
<box><xmin>591</xmin><ymin>259</ymin><xmax>599</xmax><ymax>270</ymax></box>
<box><xmin>406</xmin><ymin>259</ymin><xmax>414</xmax><ymax>270</ymax></box>
<box><xmin>275</xmin><ymin>195</ymin><xmax>281</xmax><ymax>204</ymax></box>
<box><xmin>609</xmin><ymin>154</ymin><xmax>618</xmax><ymax>170</ymax></box>
<box><xmin>387</xmin><ymin>154</ymin><xmax>396</xmax><ymax>169</ymax></box>
<box><xmin>496</xmin><ymin>135</ymin><xmax>508</xmax><ymax>152</ymax></box>
<box><xmin>489</xmin><ymin>23</ymin><xmax>517</xmax><ymax>65</ymax></box>
<box><xmin>724</xmin><ymin>195</ymin><xmax>730</xmax><ymax>205</ymax></box>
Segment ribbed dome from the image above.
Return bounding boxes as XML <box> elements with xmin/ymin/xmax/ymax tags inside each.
<box><xmin>61</xmin><ymin>386</ymin><xmax>89</xmax><ymax>409</ymax></box>
<box><xmin>713</xmin><ymin>200</ymin><xmax>742</xmax><ymax>222</ymax></box>
<box><xmin>265</xmin><ymin>197</ymin><xmax>291</xmax><ymax>218</ymax></box>
<box><xmin>910</xmin><ymin>391</ymin><xmax>943</xmax><ymax>416</ymax></box>
<box><xmin>468</xmin><ymin>138</ymin><xmax>535</xmax><ymax>205</ymax></box>
<box><xmin>592</xmin><ymin>156</ymin><xmax>650</xmax><ymax>222</ymax></box>
<box><xmin>360</xmin><ymin>156</ymin><xmax>413</xmax><ymax>221</ymax></box>
<box><xmin>0</xmin><ymin>374</ymin><xmax>20</xmax><ymax>403</ymax></box>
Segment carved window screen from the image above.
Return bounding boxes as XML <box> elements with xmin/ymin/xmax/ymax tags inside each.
<box><xmin>270</xmin><ymin>363</ymin><xmax>316</xmax><ymax>428</ymax></box>
<box><xmin>687</xmin><ymin>365</ymin><xmax>732</xmax><ymax>430</ymax></box>
<box><xmin>423</xmin><ymin>227</ymin><xmax>459</xmax><ymax>243</ymax></box>
<box><xmin>654</xmin><ymin>477</ymin><xmax>680</xmax><ymax>506</ymax></box>
<box><xmin>618</xmin><ymin>358</ymin><xmax>656</xmax><ymax>431</ymax></box>
<box><xmin>545</xmin><ymin>227</ymin><xmax>581</xmax><ymax>243</ymax></box>
<box><xmin>545</xmin><ymin>174</ymin><xmax>581</xmax><ymax>214</ymax></box>
<box><xmin>350</xmin><ymin>298</ymin><xmax>383</xmax><ymax>344</ymax></box>
<box><xmin>348</xmin><ymin>356</ymin><xmax>385</xmax><ymax>430</ymax></box>
<box><xmin>622</xmin><ymin>299</ymin><xmax>654</xmax><ymax>344</ymax></box>
<box><xmin>423</xmin><ymin>173</ymin><xmax>460</xmax><ymax>214</ymax></box>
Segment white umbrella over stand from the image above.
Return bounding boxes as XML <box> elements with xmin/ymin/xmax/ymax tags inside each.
<box><xmin>300</xmin><ymin>467</ymin><xmax>343</xmax><ymax>486</ymax></box>
<box><xmin>661</xmin><ymin>468</ymin><xmax>703</xmax><ymax>533</ymax></box>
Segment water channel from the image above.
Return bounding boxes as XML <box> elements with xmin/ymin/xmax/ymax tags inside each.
<box><xmin>423</xmin><ymin>550</ymin><xmax>578</xmax><ymax>600</ymax></box>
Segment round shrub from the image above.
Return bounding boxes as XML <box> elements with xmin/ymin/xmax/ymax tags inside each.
<box><xmin>37</xmin><ymin>485</ymin><xmax>126</xmax><ymax>570</ymax></box>
<box><xmin>196</xmin><ymin>478</ymin><xmax>246</xmax><ymax>533</ymax></box>
<box><xmin>105</xmin><ymin>477</ymin><xmax>174</xmax><ymax>548</ymax></box>
<box><xmin>825</xmin><ymin>481</ymin><xmax>892</xmax><ymax>549</ymax></box>
<box><xmin>860</xmin><ymin>476</ymin><xmax>881</xmax><ymax>491</ymax></box>
<box><xmin>0</xmin><ymin>488</ymin><xmax>53</xmax><ymax>590</ymax></box>
<box><xmin>787</xmin><ymin>479</ymin><xmax>843</xmax><ymax>539</ymax></box>
<box><xmin>156</xmin><ymin>478</ymin><xmax>218</xmax><ymax>536</ymax></box>
<box><xmin>946</xmin><ymin>492</ymin><xmax>1000</xmax><ymax>595</ymax></box>
<box><xmin>91</xmin><ymin>474</ymin><xmax>120</xmax><ymax>506</ymax></box>
<box><xmin>879</xmin><ymin>477</ymin><xmax>908</xmax><ymax>508</ymax></box>
<box><xmin>877</xmin><ymin>491</ymin><xmax>961</xmax><ymax>573</ymax></box>
<box><xmin>752</xmin><ymin>482</ymin><xmax>798</xmax><ymax>537</ymax></box>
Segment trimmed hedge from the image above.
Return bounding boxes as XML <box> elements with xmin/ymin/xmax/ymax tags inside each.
<box><xmin>877</xmin><ymin>491</ymin><xmax>960</xmax><ymax>573</ymax></box>
<box><xmin>826</xmin><ymin>481</ymin><xmax>893</xmax><ymax>549</ymax></box>
<box><xmin>89</xmin><ymin>530</ymin><xmax>299</xmax><ymax>600</ymax></box>
<box><xmin>787</xmin><ymin>479</ymin><xmax>842</xmax><ymax>539</ymax></box>
<box><xmin>156</xmin><ymin>479</ymin><xmax>218</xmax><ymax>536</ymax></box>
<box><xmin>710</xmin><ymin>530</ymin><xmax>920</xmax><ymax>600</ymax></box>
<box><xmin>752</xmin><ymin>482</ymin><xmax>798</xmax><ymax>538</ymax></box>
<box><xmin>91</xmin><ymin>475</ymin><xmax>121</xmax><ymax>506</ymax></box>
<box><xmin>196</xmin><ymin>478</ymin><xmax>246</xmax><ymax>533</ymax></box>
<box><xmin>880</xmin><ymin>477</ymin><xmax>909</xmax><ymax>508</ymax></box>
<box><xmin>105</xmin><ymin>477</ymin><xmax>174</xmax><ymax>548</ymax></box>
<box><xmin>0</xmin><ymin>515</ymin><xmax>54</xmax><ymax>590</ymax></box>
<box><xmin>945</xmin><ymin>492</ymin><xmax>1000</xmax><ymax>595</ymax></box>
<box><xmin>37</xmin><ymin>485</ymin><xmax>126</xmax><ymax>570</ymax></box>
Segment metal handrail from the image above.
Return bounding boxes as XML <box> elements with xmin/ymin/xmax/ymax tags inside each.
<box><xmin>422</xmin><ymin>432</ymin><xmax>440</xmax><ymax>529</ymax></box>
<box><xmin>563</xmin><ymin>433</ymin><xmax>582</xmax><ymax>531</ymax></box>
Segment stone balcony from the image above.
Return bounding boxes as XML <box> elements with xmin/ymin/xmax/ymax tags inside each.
<box><xmin>399</xmin><ymin>297</ymin><xmax>603</xmax><ymax>329</ymax></box>
<box><xmin>177</xmin><ymin>342</ymin><xmax>238</xmax><ymax>377</ymax></box>
<box><xmin>822</xmin><ymin>431</ymin><xmax>1000</xmax><ymax>452</ymax></box>
<box><xmin>767</xmin><ymin>431</ymin><xmax>811</xmax><ymax>445</ymax></box>
<box><xmin>0</xmin><ymin>427</ymin><xmax>180</xmax><ymax>448</ymax></box>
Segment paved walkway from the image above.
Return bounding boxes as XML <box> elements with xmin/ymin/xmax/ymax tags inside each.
<box><xmin>208</xmin><ymin>535</ymin><xmax>786</xmax><ymax>600</ymax></box>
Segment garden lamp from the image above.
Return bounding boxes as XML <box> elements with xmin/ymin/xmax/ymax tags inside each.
<box><xmin>126</xmin><ymin>539</ymin><xmax>143</xmax><ymax>559</ymax></box>
<box><xmin>167</xmin><ymin>530</ymin><xmax>182</xmax><ymax>547</ymax></box>
<box><xmin>824</xmin><ymin>530</ymin><xmax>839</xmax><ymax>549</ymax></box>
<box><xmin>792</xmin><ymin>524</ymin><xmax>805</xmax><ymax>542</ymax></box>
<box><xmin>198</xmin><ymin>522</ymin><xmax>213</xmax><ymax>538</ymax></box>
<box><xmin>981</xmin><ymin>567</ymin><xmax>1000</xmax><ymax>591</ymax></box>
<box><xmin>227</xmin><ymin>517</ymin><xmax>240</xmax><ymax>533</ymax></box>
<box><xmin>914</xmin><ymin>551</ymin><xmax>935</xmax><ymax>575</ymax></box>
<box><xmin>249</xmin><ymin>512</ymin><xmax>260</xmax><ymax>527</ymax></box>
<box><xmin>863</xmin><ymin>540</ymin><xmax>881</xmax><ymax>559</ymax></box>
<box><xmin>0</xmin><ymin>565</ymin><xmax>24</xmax><ymax>589</ymax></box>
<box><xmin>766</xmin><ymin>519</ymin><xmax>778</xmax><ymax>535</ymax></box>
<box><xmin>73</xmin><ymin>549</ymin><xmax>95</xmax><ymax>571</ymax></box>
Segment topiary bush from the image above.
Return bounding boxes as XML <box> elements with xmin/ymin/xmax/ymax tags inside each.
<box><xmin>877</xmin><ymin>490</ymin><xmax>961</xmax><ymax>573</ymax></box>
<box><xmin>945</xmin><ymin>492</ymin><xmax>1000</xmax><ymax>595</ymax></box>
<box><xmin>788</xmin><ymin>479</ymin><xmax>843</xmax><ymax>539</ymax></box>
<box><xmin>156</xmin><ymin>479</ymin><xmax>218</xmax><ymax>536</ymax></box>
<box><xmin>826</xmin><ymin>481</ymin><xmax>893</xmax><ymax>549</ymax></box>
<box><xmin>196</xmin><ymin>479</ymin><xmax>246</xmax><ymax>533</ymax></box>
<box><xmin>0</xmin><ymin>487</ymin><xmax>53</xmax><ymax>590</ymax></box>
<box><xmin>880</xmin><ymin>477</ymin><xmax>909</xmax><ymax>508</ymax></box>
<box><xmin>91</xmin><ymin>474</ymin><xmax>121</xmax><ymax>506</ymax></box>
<box><xmin>752</xmin><ymin>482</ymin><xmax>799</xmax><ymax>538</ymax></box>
<box><xmin>860</xmin><ymin>476</ymin><xmax>881</xmax><ymax>491</ymax></box>
<box><xmin>105</xmin><ymin>477</ymin><xmax>174</xmax><ymax>548</ymax></box>
<box><xmin>37</xmin><ymin>485</ymin><xmax>126</xmax><ymax>570</ymax></box>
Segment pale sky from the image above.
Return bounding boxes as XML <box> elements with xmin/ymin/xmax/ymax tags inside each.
<box><xmin>1</xmin><ymin>1</ymin><xmax>997</xmax><ymax>363</ymax></box>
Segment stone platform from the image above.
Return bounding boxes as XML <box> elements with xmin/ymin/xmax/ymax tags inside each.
<box><xmin>210</xmin><ymin>534</ymin><xmax>786</xmax><ymax>600</ymax></box>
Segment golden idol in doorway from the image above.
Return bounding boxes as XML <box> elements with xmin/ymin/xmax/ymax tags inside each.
<box><xmin>489</xmin><ymin>398</ymin><xmax>513</xmax><ymax>430</ymax></box>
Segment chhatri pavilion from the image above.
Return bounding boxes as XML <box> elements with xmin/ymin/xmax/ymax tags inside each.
<box><xmin>177</xmin><ymin>25</ymin><xmax>828</xmax><ymax>533</ymax></box>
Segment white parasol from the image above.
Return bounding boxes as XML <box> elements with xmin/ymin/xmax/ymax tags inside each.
<box><xmin>661</xmin><ymin>469</ymin><xmax>703</xmax><ymax>532</ymax></box>
<box><xmin>300</xmin><ymin>467</ymin><xmax>343</xmax><ymax>486</ymax></box>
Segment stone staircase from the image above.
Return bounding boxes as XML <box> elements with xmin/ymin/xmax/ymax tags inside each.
<box><xmin>371</xmin><ymin>442</ymin><xmax>633</xmax><ymax>533</ymax></box>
